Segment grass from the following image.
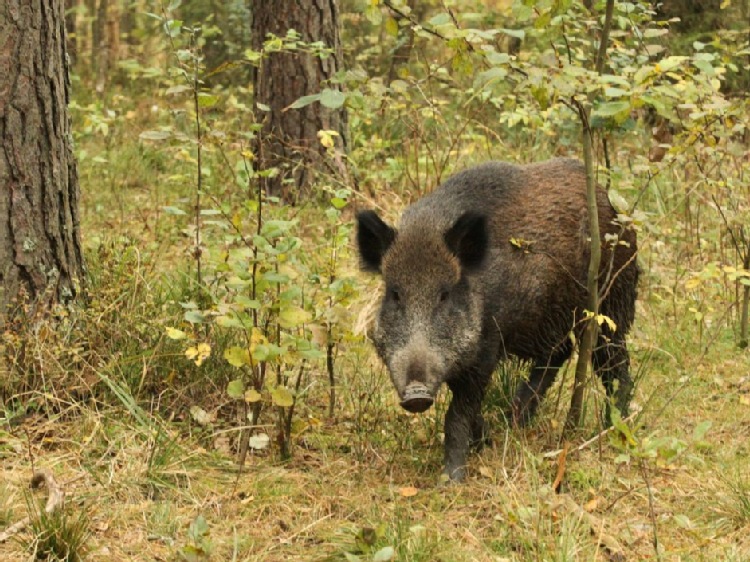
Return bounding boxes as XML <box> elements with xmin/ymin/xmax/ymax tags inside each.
<box><xmin>3</xmin><ymin>320</ymin><xmax>749</xmax><ymax>560</ymax></box>
<box><xmin>2</xmin><ymin>79</ymin><xmax>750</xmax><ymax>562</ymax></box>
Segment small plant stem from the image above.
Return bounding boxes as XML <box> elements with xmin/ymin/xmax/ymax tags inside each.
<box><xmin>327</xmin><ymin>230</ymin><xmax>337</xmax><ymax>418</ymax></box>
<box><xmin>565</xmin><ymin>0</ymin><xmax>614</xmax><ymax>433</ymax></box>
<box><xmin>740</xmin><ymin>251</ymin><xmax>750</xmax><ymax>348</ymax></box>
<box><xmin>283</xmin><ymin>361</ymin><xmax>307</xmax><ymax>459</ymax></box>
<box><xmin>639</xmin><ymin>458</ymin><xmax>661</xmax><ymax>559</ymax></box>
<box><xmin>191</xmin><ymin>35</ymin><xmax>203</xmax><ymax>286</ymax></box>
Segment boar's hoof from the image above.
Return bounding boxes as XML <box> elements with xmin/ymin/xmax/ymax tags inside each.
<box><xmin>400</xmin><ymin>384</ymin><xmax>434</xmax><ymax>413</ymax></box>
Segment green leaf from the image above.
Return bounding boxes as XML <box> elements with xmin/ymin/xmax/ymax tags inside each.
<box><xmin>693</xmin><ymin>420</ymin><xmax>712</xmax><ymax>441</ymax></box>
<box><xmin>227</xmin><ymin>379</ymin><xmax>245</xmax><ymax>399</ymax></box>
<box><xmin>604</xmin><ymin>87</ymin><xmax>629</xmax><ymax>98</ymax></box>
<box><xmin>184</xmin><ymin>310</ymin><xmax>206</xmax><ymax>324</ymax></box>
<box><xmin>320</xmin><ymin>88</ymin><xmax>346</xmax><ymax>109</ymax></box>
<box><xmin>331</xmin><ymin>197</ymin><xmax>348</xmax><ymax>209</ymax></box>
<box><xmin>216</xmin><ymin>315</ymin><xmax>242</xmax><ymax>328</ymax></box>
<box><xmin>188</xmin><ymin>515</ymin><xmax>209</xmax><ymax>541</ymax></box>
<box><xmin>162</xmin><ymin>205</ymin><xmax>187</xmax><ymax>215</ymax></box>
<box><xmin>288</xmin><ymin>93</ymin><xmax>321</xmax><ymax>109</ymax></box>
<box><xmin>428</xmin><ymin>13</ymin><xmax>452</xmax><ymax>26</ymax></box>
<box><xmin>139</xmin><ymin>130</ymin><xmax>171</xmax><ymax>141</ymax></box>
<box><xmin>499</xmin><ymin>28</ymin><xmax>525</xmax><ymax>40</ymax></box>
<box><xmin>165</xmin><ymin>84</ymin><xmax>191</xmax><ymax>95</ymax></box>
<box><xmin>279</xmin><ymin>306</ymin><xmax>312</xmax><ymax>328</ymax></box>
<box><xmin>224</xmin><ymin>347</ymin><xmax>250</xmax><ymax>367</ymax></box>
<box><xmin>261</xmin><ymin>271</ymin><xmax>290</xmax><ymax>284</ymax></box>
<box><xmin>271</xmin><ymin>386</ymin><xmax>294</xmax><ymax>408</ymax></box>
<box><xmin>364</xmin><ymin>4</ymin><xmax>382</xmax><ymax>25</ymax></box>
<box><xmin>197</xmin><ymin>93</ymin><xmax>218</xmax><ymax>108</ymax></box>
<box><xmin>373</xmin><ymin>547</ymin><xmax>395</xmax><ymax>562</ymax></box>
<box><xmin>592</xmin><ymin>101</ymin><xmax>631</xmax><ymax>118</ymax></box>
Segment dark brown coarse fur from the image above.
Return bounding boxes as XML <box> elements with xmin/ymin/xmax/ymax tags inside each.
<box><xmin>357</xmin><ymin>158</ymin><xmax>639</xmax><ymax>481</ymax></box>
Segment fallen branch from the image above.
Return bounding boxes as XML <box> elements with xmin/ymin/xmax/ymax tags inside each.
<box><xmin>0</xmin><ymin>470</ymin><xmax>65</xmax><ymax>543</ymax></box>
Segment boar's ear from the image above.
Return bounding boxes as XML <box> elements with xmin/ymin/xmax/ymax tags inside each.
<box><xmin>356</xmin><ymin>210</ymin><xmax>397</xmax><ymax>273</ymax></box>
<box><xmin>444</xmin><ymin>212</ymin><xmax>488</xmax><ymax>271</ymax></box>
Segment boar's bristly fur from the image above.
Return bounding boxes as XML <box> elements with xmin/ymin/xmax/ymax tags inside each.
<box><xmin>357</xmin><ymin>158</ymin><xmax>639</xmax><ymax>481</ymax></box>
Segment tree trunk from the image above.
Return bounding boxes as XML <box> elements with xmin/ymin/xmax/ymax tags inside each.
<box><xmin>95</xmin><ymin>0</ymin><xmax>108</xmax><ymax>94</ymax></box>
<box><xmin>0</xmin><ymin>0</ymin><xmax>85</xmax><ymax>325</ymax></box>
<box><xmin>251</xmin><ymin>0</ymin><xmax>348</xmax><ymax>202</ymax></box>
<box><xmin>64</xmin><ymin>0</ymin><xmax>78</xmax><ymax>66</ymax></box>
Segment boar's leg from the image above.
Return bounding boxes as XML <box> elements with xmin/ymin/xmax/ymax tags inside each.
<box><xmin>511</xmin><ymin>352</ymin><xmax>569</xmax><ymax>427</ymax></box>
<box><xmin>443</xmin><ymin>373</ymin><xmax>491</xmax><ymax>481</ymax></box>
<box><xmin>593</xmin><ymin>338</ymin><xmax>633</xmax><ymax>425</ymax></box>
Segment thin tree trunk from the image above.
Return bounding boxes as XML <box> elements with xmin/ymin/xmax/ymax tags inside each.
<box><xmin>0</xmin><ymin>0</ymin><xmax>85</xmax><ymax>324</ymax></box>
<box><xmin>565</xmin><ymin>0</ymin><xmax>615</xmax><ymax>432</ymax></box>
<box><xmin>95</xmin><ymin>0</ymin><xmax>108</xmax><ymax>94</ymax></box>
<box><xmin>251</xmin><ymin>0</ymin><xmax>348</xmax><ymax>202</ymax></box>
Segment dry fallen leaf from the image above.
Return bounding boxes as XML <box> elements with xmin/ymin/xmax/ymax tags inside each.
<box><xmin>584</xmin><ymin>497</ymin><xmax>599</xmax><ymax>512</ymax></box>
<box><xmin>399</xmin><ymin>486</ymin><xmax>418</xmax><ymax>497</ymax></box>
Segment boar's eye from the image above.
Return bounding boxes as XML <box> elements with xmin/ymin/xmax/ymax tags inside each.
<box><xmin>388</xmin><ymin>288</ymin><xmax>401</xmax><ymax>303</ymax></box>
<box><xmin>439</xmin><ymin>289</ymin><xmax>450</xmax><ymax>303</ymax></box>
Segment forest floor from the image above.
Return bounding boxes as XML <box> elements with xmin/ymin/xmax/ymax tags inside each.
<box><xmin>2</xmin><ymin>102</ymin><xmax>750</xmax><ymax>562</ymax></box>
<box><xmin>2</xmin><ymin>189</ymin><xmax>750</xmax><ymax>561</ymax></box>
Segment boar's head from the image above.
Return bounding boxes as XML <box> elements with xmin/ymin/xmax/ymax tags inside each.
<box><xmin>356</xmin><ymin>210</ymin><xmax>488</xmax><ymax>413</ymax></box>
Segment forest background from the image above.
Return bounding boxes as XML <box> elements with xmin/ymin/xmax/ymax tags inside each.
<box><xmin>1</xmin><ymin>0</ymin><xmax>750</xmax><ymax>560</ymax></box>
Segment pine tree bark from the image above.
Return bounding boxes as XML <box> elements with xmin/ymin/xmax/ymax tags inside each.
<box><xmin>251</xmin><ymin>0</ymin><xmax>348</xmax><ymax>202</ymax></box>
<box><xmin>0</xmin><ymin>0</ymin><xmax>85</xmax><ymax>324</ymax></box>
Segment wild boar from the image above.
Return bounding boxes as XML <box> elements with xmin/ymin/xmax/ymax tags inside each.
<box><xmin>356</xmin><ymin>159</ymin><xmax>638</xmax><ymax>481</ymax></box>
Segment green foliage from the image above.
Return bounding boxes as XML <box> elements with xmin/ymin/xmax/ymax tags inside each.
<box><xmin>178</xmin><ymin>514</ymin><xmax>212</xmax><ymax>561</ymax></box>
<box><xmin>22</xmin><ymin>496</ymin><xmax>90</xmax><ymax>562</ymax></box>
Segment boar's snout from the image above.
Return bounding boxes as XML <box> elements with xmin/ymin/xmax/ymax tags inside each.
<box><xmin>400</xmin><ymin>382</ymin><xmax>434</xmax><ymax>413</ymax></box>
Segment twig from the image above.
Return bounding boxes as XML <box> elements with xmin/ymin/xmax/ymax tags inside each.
<box><xmin>639</xmin><ymin>457</ymin><xmax>661</xmax><ymax>559</ymax></box>
<box><xmin>544</xmin><ymin>411</ymin><xmax>639</xmax><ymax>459</ymax></box>
<box><xmin>552</xmin><ymin>441</ymin><xmax>569</xmax><ymax>493</ymax></box>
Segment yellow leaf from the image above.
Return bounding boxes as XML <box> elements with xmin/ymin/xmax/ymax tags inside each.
<box><xmin>385</xmin><ymin>16</ymin><xmax>399</xmax><ymax>37</ymax></box>
<box><xmin>166</xmin><ymin>327</ymin><xmax>187</xmax><ymax>340</ymax></box>
<box><xmin>271</xmin><ymin>386</ymin><xmax>294</xmax><ymax>408</ymax></box>
<box><xmin>317</xmin><ymin>129</ymin><xmax>338</xmax><ymax>149</ymax></box>
<box><xmin>186</xmin><ymin>343</ymin><xmax>211</xmax><ymax>366</ymax></box>
<box><xmin>399</xmin><ymin>486</ymin><xmax>418</xmax><ymax>497</ymax></box>
<box><xmin>224</xmin><ymin>346</ymin><xmax>250</xmax><ymax>367</ymax></box>
<box><xmin>740</xmin><ymin>395</ymin><xmax>750</xmax><ymax>406</ymax></box>
<box><xmin>244</xmin><ymin>389</ymin><xmax>262</xmax><ymax>403</ymax></box>
<box><xmin>596</xmin><ymin>314</ymin><xmax>617</xmax><ymax>333</ymax></box>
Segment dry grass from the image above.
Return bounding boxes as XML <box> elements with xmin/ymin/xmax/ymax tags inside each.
<box><xmin>2</xmin><ymin>318</ymin><xmax>749</xmax><ymax>561</ymax></box>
